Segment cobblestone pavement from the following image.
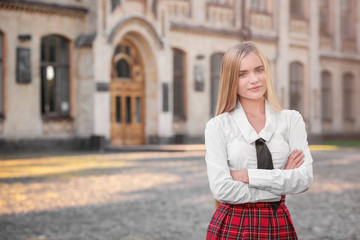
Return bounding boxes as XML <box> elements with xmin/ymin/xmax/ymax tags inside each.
<box><xmin>0</xmin><ymin>148</ymin><xmax>359</xmax><ymax>240</ymax></box>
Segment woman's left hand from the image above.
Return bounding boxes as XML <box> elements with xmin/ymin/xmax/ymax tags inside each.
<box><xmin>230</xmin><ymin>170</ymin><xmax>249</xmax><ymax>184</ymax></box>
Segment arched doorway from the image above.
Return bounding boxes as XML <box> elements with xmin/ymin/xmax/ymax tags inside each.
<box><xmin>110</xmin><ymin>39</ymin><xmax>145</xmax><ymax>145</ymax></box>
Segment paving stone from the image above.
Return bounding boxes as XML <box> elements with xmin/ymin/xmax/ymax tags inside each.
<box><xmin>0</xmin><ymin>148</ymin><xmax>359</xmax><ymax>240</ymax></box>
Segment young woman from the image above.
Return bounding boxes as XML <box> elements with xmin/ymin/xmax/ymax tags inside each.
<box><xmin>205</xmin><ymin>41</ymin><xmax>313</xmax><ymax>239</ymax></box>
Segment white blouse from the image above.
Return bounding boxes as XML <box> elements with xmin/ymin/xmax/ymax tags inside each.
<box><xmin>205</xmin><ymin>100</ymin><xmax>313</xmax><ymax>204</ymax></box>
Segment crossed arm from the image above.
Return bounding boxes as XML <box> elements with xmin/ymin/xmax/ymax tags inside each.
<box><xmin>230</xmin><ymin>149</ymin><xmax>305</xmax><ymax>183</ymax></box>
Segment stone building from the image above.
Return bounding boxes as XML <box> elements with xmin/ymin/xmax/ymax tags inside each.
<box><xmin>0</xmin><ymin>0</ymin><xmax>359</xmax><ymax>151</ymax></box>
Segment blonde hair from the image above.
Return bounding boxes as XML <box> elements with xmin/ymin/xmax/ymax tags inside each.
<box><xmin>215</xmin><ymin>41</ymin><xmax>282</xmax><ymax>116</ymax></box>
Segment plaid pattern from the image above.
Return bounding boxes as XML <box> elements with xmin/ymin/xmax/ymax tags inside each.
<box><xmin>207</xmin><ymin>196</ymin><xmax>298</xmax><ymax>240</ymax></box>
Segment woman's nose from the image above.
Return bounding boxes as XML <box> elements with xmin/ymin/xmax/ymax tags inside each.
<box><xmin>249</xmin><ymin>72</ymin><xmax>259</xmax><ymax>83</ymax></box>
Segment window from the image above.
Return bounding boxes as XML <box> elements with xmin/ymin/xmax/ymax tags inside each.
<box><xmin>173</xmin><ymin>49</ymin><xmax>186</xmax><ymax>121</ymax></box>
<box><xmin>111</xmin><ymin>0</ymin><xmax>121</xmax><ymax>11</ymax></box>
<box><xmin>321</xmin><ymin>71</ymin><xmax>332</xmax><ymax>121</ymax></box>
<box><xmin>41</xmin><ymin>35</ymin><xmax>70</xmax><ymax>117</ymax></box>
<box><xmin>340</xmin><ymin>0</ymin><xmax>355</xmax><ymax>39</ymax></box>
<box><xmin>0</xmin><ymin>32</ymin><xmax>3</xmax><ymax>116</ymax></box>
<box><xmin>135</xmin><ymin>97</ymin><xmax>141</xmax><ymax>123</ymax></box>
<box><xmin>250</xmin><ymin>0</ymin><xmax>266</xmax><ymax>12</ymax></box>
<box><xmin>126</xmin><ymin>96</ymin><xmax>131</xmax><ymax>123</ymax></box>
<box><xmin>116</xmin><ymin>59</ymin><xmax>130</xmax><ymax>78</ymax></box>
<box><xmin>210</xmin><ymin>53</ymin><xmax>223</xmax><ymax>116</ymax></box>
<box><xmin>102</xmin><ymin>0</ymin><xmax>107</xmax><ymax>30</ymax></box>
<box><xmin>115</xmin><ymin>96</ymin><xmax>121</xmax><ymax>123</ymax></box>
<box><xmin>112</xmin><ymin>42</ymin><xmax>141</xmax><ymax>81</ymax></box>
<box><xmin>289</xmin><ymin>62</ymin><xmax>303</xmax><ymax>113</ymax></box>
<box><xmin>152</xmin><ymin>0</ymin><xmax>158</xmax><ymax>17</ymax></box>
<box><xmin>207</xmin><ymin>0</ymin><xmax>228</xmax><ymax>4</ymax></box>
<box><xmin>319</xmin><ymin>0</ymin><xmax>330</xmax><ymax>35</ymax></box>
<box><xmin>343</xmin><ymin>73</ymin><xmax>354</xmax><ymax>121</ymax></box>
<box><xmin>111</xmin><ymin>41</ymin><xmax>142</xmax><ymax>81</ymax></box>
<box><xmin>290</xmin><ymin>0</ymin><xmax>304</xmax><ymax>18</ymax></box>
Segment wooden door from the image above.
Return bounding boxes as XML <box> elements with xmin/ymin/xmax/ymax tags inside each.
<box><xmin>110</xmin><ymin>40</ymin><xmax>145</xmax><ymax>145</ymax></box>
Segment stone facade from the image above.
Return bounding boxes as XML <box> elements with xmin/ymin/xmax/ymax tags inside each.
<box><xmin>0</xmin><ymin>0</ymin><xmax>359</xmax><ymax>150</ymax></box>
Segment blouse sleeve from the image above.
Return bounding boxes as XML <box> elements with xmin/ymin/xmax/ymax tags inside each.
<box><xmin>247</xmin><ymin>111</ymin><xmax>314</xmax><ymax>195</ymax></box>
<box><xmin>205</xmin><ymin>117</ymin><xmax>280</xmax><ymax>204</ymax></box>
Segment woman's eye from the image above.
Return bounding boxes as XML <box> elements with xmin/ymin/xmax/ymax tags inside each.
<box><xmin>239</xmin><ymin>73</ymin><xmax>246</xmax><ymax>77</ymax></box>
<box><xmin>257</xmin><ymin>68</ymin><xmax>264</xmax><ymax>72</ymax></box>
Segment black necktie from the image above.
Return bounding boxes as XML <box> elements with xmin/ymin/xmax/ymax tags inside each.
<box><xmin>255</xmin><ymin>138</ymin><xmax>280</xmax><ymax>214</ymax></box>
<box><xmin>255</xmin><ymin>138</ymin><xmax>274</xmax><ymax>170</ymax></box>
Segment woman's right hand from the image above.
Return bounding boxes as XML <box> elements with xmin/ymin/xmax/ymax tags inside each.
<box><xmin>284</xmin><ymin>149</ymin><xmax>304</xmax><ymax>169</ymax></box>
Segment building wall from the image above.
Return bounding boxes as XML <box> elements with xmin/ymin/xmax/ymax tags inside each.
<box><xmin>0</xmin><ymin>5</ymin><xmax>91</xmax><ymax>140</ymax></box>
<box><xmin>0</xmin><ymin>0</ymin><xmax>360</xmax><ymax>150</ymax></box>
<box><xmin>320</xmin><ymin>57</ymin><xmax>360</xmax><ymax>134</ymax></box>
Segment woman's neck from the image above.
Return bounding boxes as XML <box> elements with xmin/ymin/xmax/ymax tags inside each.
<box><xmin>239</xmin><ymin>97</ymin><xmax>265</xmax><ymax>116</ymax></box>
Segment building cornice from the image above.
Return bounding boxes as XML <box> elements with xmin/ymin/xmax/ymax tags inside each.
<box><xmin>170</xmin><ymin>22</ymin><xmax>242</xmax><ymax>39</ymax></box>
<box><xmin>170</xmin><ymin>22</ymin><xmax>279</xmax><ymax>43</ymax></box>
<box><xmin>320</xmin><ymin>51</ymin><xmax>360</xmax><ymax>62</ymax></box>
<box><xmin>251</xmin><ymin>33</ymin><xmax>278</xmax><ymax>42</ymax></box>
<box><xmin>0</xmin><ymin>0</ymin><xmax>88</xmax><ymax>18</ymax></box>
<box><xmin>75</xmin><ymin>32</ymin><xmax>96</xmax><ymax>47</ymax></box>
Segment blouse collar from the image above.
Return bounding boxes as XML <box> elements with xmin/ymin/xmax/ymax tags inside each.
<box><xmin>230</xmin><ymin>99</ymin><xmax>276</xmax><ymax>144</ymax></box>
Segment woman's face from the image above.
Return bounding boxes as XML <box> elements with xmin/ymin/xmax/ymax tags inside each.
<box><xmin>237</xmin><ymin>52</ymin><xmax>267</xmax><ymax>101</ymax></box>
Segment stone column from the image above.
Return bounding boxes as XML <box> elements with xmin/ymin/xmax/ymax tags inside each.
<box><xmin>332</xmin><ymin>0</ymin><xmax>342</xmax><ymax>132</ymax></box>
<box><xmin>309</xmin><ymin>0</ymin><xmax>321</xmax><ymax>138</ymax></box>
<box><xmin>276</xmin><ymin>0</ymin><xmax>290</xmax><ymax>108</ymax></box>
<box><xmin>92</xmin><ymin>34</ymin><xmax>112</xmax><ymax>140</ymax></box>
<box><xmin>157</xmin><ymin>40</ymin><xmax>174</xmax><ymax>143</ymax></box>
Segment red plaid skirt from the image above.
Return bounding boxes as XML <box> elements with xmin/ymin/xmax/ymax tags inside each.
<box><xmin>207</xmin><ymin>196</ymin><xmax>298</xmax><ymax>240</ymax></box>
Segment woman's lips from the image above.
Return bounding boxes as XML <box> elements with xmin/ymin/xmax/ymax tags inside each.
<box><xmin>248</xmin><ymin>86</ymin><xmax>262</xmax><ymax>91</ymax></box>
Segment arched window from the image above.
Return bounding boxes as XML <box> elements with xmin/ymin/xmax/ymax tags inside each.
<box><xmin>289</xmin><ymin>62</ymin><xmax>303</xmax><ymax>113</ymax></box>
<box><xmin>290</xmin><ymin>0</ymin><xmax>304</xmax><ymax>18</ymax></box>
<box><xmin>343</xmin><ymin>73</ymin><xmax>354</xmax><ymax>121</ymax></box>
<box><xmin>173</xmin><ymin>48</ymin><xmax>186</xmax><ymax>121</ymax></box>
<box><xmin>112</xmin><ymin>42</ymin><xmax>141</xmax><ymax>81</ymax></box>
<box><xmin>210</xmin><ymin>53</ymin><xmax>223</xmax><ymax>116</ymax></box>
<box><xmin>0</xmin><ymin>32</ymin><xmax>3</xmax><ymax>117</ymax></box>
<box><xmin>116</xmin><ymin>59</ymin><xmax>130</xmax><ymax>78</ymax></box>
<box><xmin>321</xmin><ymin>71</ymin><xmax>332</xmax><ymax>121</ymax></box>
<box><xmin>41</xmin><ymin>35</ymin><xmax>70</xmax><ymax>116</ymax></box>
